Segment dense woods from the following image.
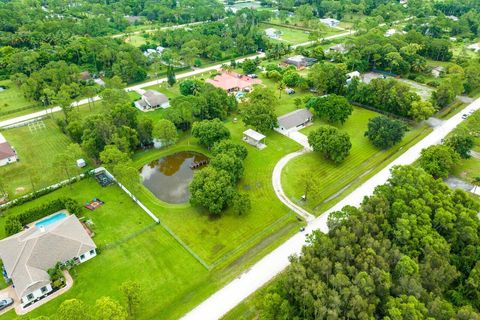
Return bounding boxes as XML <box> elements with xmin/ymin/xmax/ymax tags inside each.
<box><xmin>260</xmin><ymin>165</ymin><xmax>480</xmax><ymax>319</ymax></box>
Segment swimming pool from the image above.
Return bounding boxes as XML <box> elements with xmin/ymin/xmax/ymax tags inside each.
<box><xmin>35</xmin><ymin>213</ymin><xmax>67</xmax><ymax>228</ymax></box>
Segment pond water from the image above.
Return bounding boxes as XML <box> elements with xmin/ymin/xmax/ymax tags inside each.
<box><xmin>0</xmin><ymin>86</ymin><xmax>5</xmax><ymax>92</ymax></box>
<box><xmin>139</xmin><ymin>151</ymin><xmax>208</xmax><ymax>204</ymax></box>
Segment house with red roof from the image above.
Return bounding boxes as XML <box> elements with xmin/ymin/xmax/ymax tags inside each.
<box><xmin>206</xmin><ymin>70</ymin><xmax>261</xmax><ymax>93</ymax></box>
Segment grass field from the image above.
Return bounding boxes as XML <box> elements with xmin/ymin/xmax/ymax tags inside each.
<box><xmin>282</xmin><ymin>107</ymin><xmax>432</xmax><ymax>214</ymax></box>
<box><xmin>451</xmin><ymin>109</ymin><xmax>480</xmax><ymax>182</ymax></box>
<box><xmin>123</xmin><ymin>33</ymin><xmax>149</xmax><ymax>47</ymax></box>
<box><xmin>0</xmin><ymin>80</ymin><xmax>39</xmax><ymax>120</ymax></box>
<box><xmin>132</xmin><ymin>119</ymin><xmax>303</xmax><ymax>266</ymax></box>
<box><xmin>0</xmin><ymin>118</ymin><xmax>89</xmax><ymax>199</ymax></box>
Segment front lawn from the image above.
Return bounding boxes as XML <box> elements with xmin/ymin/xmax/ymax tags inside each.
<box><xmin>282</xmin><ymin>107</ymin><xmax>432</xmax><ymax>213</ymax></box>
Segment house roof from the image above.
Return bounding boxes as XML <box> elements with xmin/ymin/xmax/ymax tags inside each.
<box><xmin>277</xmin><ymin>109</ymin><xmax>313</xmax><ymax>130</ymax></box>
<box><xmin>206</xmin><ymin>71</ymin><xmax>261</xmax><ymax>91</ymax></box>
<box><xmin>0</xmin><ymin>142</ymin><xmax>15</xmax><ymax>160</ymax></box>
<box><xmin>0</xmin><ymin>214</ymin><xmax>96</xmax><ymax>298</ymax></box>
<box><xmin>243</xmin><ymin>129</ymin><xmax>265</xmax><ymax>141</ymax></box>
<box><xmin>143</xmin><ymin>90</ymin><xmax>169</xmax><ymax>106</ymax></box>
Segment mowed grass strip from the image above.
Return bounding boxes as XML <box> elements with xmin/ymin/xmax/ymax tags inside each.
<box><xmin>282</xmin><ymin>107</ymin><xmax>431</xmax><ymax>214</ymax></box>
<box><xmin>0</xmin><ymin>118</ymin><xmax>81</xmax><ymax>197</ymax></box>
<box><xmin>0</xmin><ymin>80</ymin><xmax>40</xmax><ymax>120</ymax></box>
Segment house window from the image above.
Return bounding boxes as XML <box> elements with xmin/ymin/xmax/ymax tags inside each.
<box><xmin>41</xmin><ymin>286</ymin><xmax>48</xmax><ymax>294</ymax></box>
<box><xmin>80</xmin><ymin>254</ymin><xmax>85</xmax><ymax>260</ymax></box>
<box><xmin>90</xmin><ymin>249</ymin><xmax>95</xmax><ymax>255</ymax></box>
<box><xmin>27</xmin><ymin>293</ymin><xmax>34</xmax><ymax>300</ymax></box>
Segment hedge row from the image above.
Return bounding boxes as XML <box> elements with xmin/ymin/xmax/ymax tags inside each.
<box><xmin>5</xmin><ymin>197</ymin><xmax>81</xmax><ymax>236</ymax></box>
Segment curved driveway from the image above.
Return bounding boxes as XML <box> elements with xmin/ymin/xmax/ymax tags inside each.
<box><xmin>181</xmin><ymin>98</ymin><xmax>480</xmax><ymax>320</ymax></box>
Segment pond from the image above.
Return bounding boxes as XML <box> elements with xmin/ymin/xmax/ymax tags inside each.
<box><xmin>139</xmin><ymin>151</ymin><xmax>208</xmax><ymax>204</ymax></box>
<box><xmin>0</xmin><ymin>86</ymin><xmax>5</xmax><ymax>92</ymax></box>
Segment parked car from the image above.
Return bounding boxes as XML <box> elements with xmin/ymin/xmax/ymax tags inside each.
<box><xmin>462</xmin><ymin>114</ymin><xmax>468</xmax><ymax>119</ymax></box>
<box><xmin>247</xmin><ymin>73</ymin><xmax>257</xmax><ymax>78</ymax></box>
<box><xmin>285</xmin><ymin>88</ymin><xmax>295</xmax><ymax>94</ymax></box>
<box><xmin>0</xmin><ymin>298</ymin><xmax>13</xmax><ymax>311</ymax></box>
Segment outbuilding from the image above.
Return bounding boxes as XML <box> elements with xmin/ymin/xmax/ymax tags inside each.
<box><xmin>243</xmin><ymin>129</ymin><xmax>266</xmax><ymax>149</ymax></box>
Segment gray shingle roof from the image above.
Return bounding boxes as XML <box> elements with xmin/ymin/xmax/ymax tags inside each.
<box><xmin>0</xmin><ymin>214</ymin><xmax>96</xmax><ymax>298</ymax></box>
<box><xmin>143</xmin><ymin>90</ymin><xmax>168</xmax><ymax>107</ymax></box>
<box><xmin>277</xmin><ymin>109</ymin><xmax>313</xmax><ymax>130</ymax></box>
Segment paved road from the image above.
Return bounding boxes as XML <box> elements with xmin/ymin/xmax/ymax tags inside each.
<box><xmin>181</xmin><ymin>97</ymin><xmax>480</xmax><ymax>320</ymax></box>
<box><xmin>0</xmin><ymin>30</ymin><xmax>358</xmax><ymax>129</ymax></box>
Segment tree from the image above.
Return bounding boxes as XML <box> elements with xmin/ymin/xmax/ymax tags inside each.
<box><xmin>364</xmin><ymin>116</ymin><xmax>407</xmax><ymax>149</ymax></box>
<box><xmin>298</xmin><ymin>170</ymin><xmax>321</xmax><ymax>202</ymax></box>
<box><xmin>232</xmin><ymin>193</ymin><xmax>251</xmax><ymax>215</ymax></box>
<box><xmin>120</xmin><ymin>281</ymin><xmax>142</xmax><ymax>318</ymax></box>
<box><xmin>113</xmin><ymin>162</ymin><xmax>141</xmax><ymax>194</ymax></box>
<box><xmin>308</xmin><ymin>126</ymin><xmax>352</xmax><ymax>163</ymax></box>
<box><xmin>211</xmin><ymin>140</ymin><xmax>248</xmax><ymax>160</ymax></box>
<box><xmin>166</xmin><ymin>65</ymin><xmax>176</xmax><ymax>86</ymax></box>
<box><xmin>306</xmin><ymin>94</ymin><xmax>353</xmax><ymax>124</ymax></box>
<box><xmin>54</xmin><ymin>144</ymin><xmax>83</xmax><ymax>182</ymax></box>
<box><xmin>242</xmin><ymin>59</ymin><xmax>257</xmax><ymax>74</ymax></box>
<box><xmin>152</xmin><ymin>119</ymin><xmax>178</xmax><ymax>147</ymax></box>
<box><xmin>57</xmin><ymin>299</ymin><xmax>91</xmax><ymax>320</ymax></box>
<box><xmin>191</xmin><ymin>119</ymin><xmax>230</xmax><ymax>149</ymax></box>
<box><xmin>94</xmin><ymin>297</ymin><xmax>128</xmax><ymax>320</ymax></box>
<box><xmin>179</xmin><ymin>79</ymin><xmax>203</xmax><ymax>96</ymax></box>
<box><xmin>241</xmin><ymin>89</ymin><xmax>278</xmax><ymax>133</ymax></box>
<box><xmin>137</xmin><ymin>118</ymin><xmax>154</xmax><ymax>146</ymax></box>
<box><xmin>282</xmin><ymin>69</ymin><xmax>302</xmax><ymax>87</ymax></box>
<box><xmin>308</xmin><ymin>63</ymin><xmax>347</xmax><ymax>95</ymax></box>
<box><xmin>189</xmin><ymin>167</ymin><xmax>236</xmax><ymax>215</ymax></box>
<box><xmin>432</xmin><ymin>83</ymin><xmax>456</xmax><ymax>108</ymax></box>
<box><xmin>100</xmin><ymin>145</ymin><xmax>130</xmax><ymax>167</ymax></box>
<box><xmin>445</xmin><ymin>134</ymin><xmax>474</xmax><ymax>159</ymax></box>
<box><xmin>419</xmin><ymin>145</ymin><xmax>459</xmax><ymax>179</ymax></box>
<box><xmin>410</xmin><ymin>100</ymin><xmax>436</xmax><ymax>122</ymax></box>
<box><xmin>210</xmin><ymin>153</ymin><xmax>244</xmax><ymax>183</ymax></box>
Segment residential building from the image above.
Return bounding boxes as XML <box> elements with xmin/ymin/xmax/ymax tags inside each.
<box><xmin>283</xmin><ymin>55</ymin><xmax>317</xmax><ymax>68</ymax></box>
<box><xmin>0</xmin><ymin>214</ymin><xmax>96</xmax><ymax>307</ymax></box>
<box><xmin>134</xmin><ymin>90</ymin><xmax>170</xmax><ymax>111</ymax></box>
<box><xmin>265</xmin><ymin>28</ymin><xmax>281</xmax><ymax>39</ymax></box>
<box><xmin>276</xmin><ymin>109</ymin><xmax>313</xmax><ymax>131</ymax></box>
<box><xmin>206</xmin><ymin>70</ymin><xmax>262</xmax><ymax>93</ymax></box>
<box><xmin>319</xmin><ymin>18</ymin><xmax>340</xmax><ymax>28</ymax></box>
<box><xmin>0</xmin><ymin>134</ymin><xmax>17</xmax><ymax>167</ymax></box>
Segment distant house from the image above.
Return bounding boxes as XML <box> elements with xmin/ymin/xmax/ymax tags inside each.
<box><xmin>206</xmin><ymin>70</ymin><xmax>262</xmax><ymax>93</ymax></box>
<box><xmin>467</xmin><ymin>43</ymin><xmax>480</xmax><ymax>52</ymax></box>
<box><xmin>385</xmin><ymin>28</ymin><xmax>406</xmax><ymax>37</ymax></box>
<box><xmin>320</xmin><ymin>18</ymin><xmax>340</xmax><ymax>28</ymax></box>
<box><xmin>346</xmin><ymin>71</ymin><xmax>361</xmax><ymax>84</ymax></box>
<box><xmin>326</xmin><ymin>43</ymin><xmax>349</xmax><ymax>54</ymax></box>
<box><xmin>156</xmin><ymin>46</ymin><xmax>166</xmax><ymax>54</ymax></box>
<box><xmin>134</xmin><ymin>90</ymin><xmax>170</xmax><ymax>111</ymax></box>
<box><xmin>0</xmin><ymin>134</ymin><xmax>17</xmax><ymax>167</ymax></box>
<box><xmin>265</xmin><ymin>28</ymin><xmax>281</xmax><ymax>39</ymax></box>
<box><xmin>276</xmin><ymin>109</ymin><xmax>313</xmax><ymax>131</ymax></box>
<box><xmin>0</xmin><ymin>214</ymin><xmax>96</xmax><ymax>307</ymax></box>
<box><xmin>143</xmin><ymin>49</ymin><xmax>157</xmax><ymax>57</ymax></box>
<box><xmin>431</xmin><ymin>66</ymin><xmax>445</xmax><ymax>78</ymax></box>
<box><xmin>283</xmin><ymin>55</ymin><xmax>317</xmax><ymax>68</ymax></box>
<box><xmin>124</xmin><ymin>15</ymin><xmax>142</xmax><ymax>24</ymax></box>
<box><xmin>446</xmin><ymin>15</ymin><xmax>459</xmax><ymax>21</ymax></box>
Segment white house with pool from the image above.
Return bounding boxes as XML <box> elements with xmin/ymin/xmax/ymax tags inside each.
<box><xmin>0</xmin><ymin>212</ymin><xmax>96</xmax><ymax>308</ymax></box>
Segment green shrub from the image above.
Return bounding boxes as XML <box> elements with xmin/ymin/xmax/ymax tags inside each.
<box><xmin>5</xmin><ymin>217</ymin><xmax>22</xmax><ymax>235</ymax></box>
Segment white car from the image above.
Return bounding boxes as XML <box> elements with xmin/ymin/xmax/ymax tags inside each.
<box><xmin>0</xmin><ymin>298</ymin><xmax>13</xmax><ymax>311</ymax></box>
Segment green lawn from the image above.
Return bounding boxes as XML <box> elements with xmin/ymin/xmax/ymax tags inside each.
<box><xmin>259</xmin><ymin>23</ymin><xmax>341</xmax><ymax>45</ymax></box>
<box><xmin>0</xmin><ymin>118</ymin><xmax>90</xmax><ymax>199</ymax></box>
<box><xmin>124</xmin><ymin>34</ymin><xmax>149</xmax><ymax>47</ymax></box>
<box><xmin>0</xmin><ymin>80</ymin><xmax>40</xmax><ymax>120</ymax></box>
<box><xmin>282</xmin><ymin>107</ymin><xmax>432</xmax><ymax>213</ymax></box>
<box><xmin>451</xmin><ymin>109</ymin><xmax>480</xmax><ymax>182</ymax></box>
<box><xmin>132</xmin><ymin>118</ymin><xmax>303</xmax><ymax>267</ymax></box>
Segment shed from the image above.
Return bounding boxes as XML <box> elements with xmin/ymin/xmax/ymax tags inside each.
<box><xmin>243</xmin><ymin>129</ymin><xmax>266</xmax><ymax>149</ymax></box>
<box><xmin>283</xmin><ymin>55</ymin><xmax>317</xmax><ymax>68</ymax></box>
<box><xmin>76</xmin><ymin>158</ymin><xmax>86</xmax><ymax>168</ymax></box>
<box><xmin>276</xmin><ymin>109</ymin><xmax>313</xmax><ymax>131</ymax></box>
